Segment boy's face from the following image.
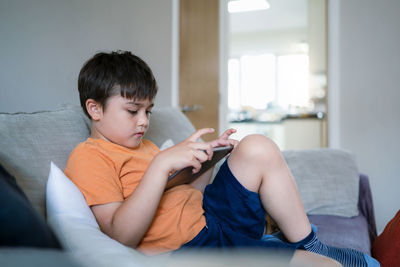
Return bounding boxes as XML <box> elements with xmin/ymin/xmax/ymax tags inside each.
<box><xmin>93</xmin><ymin>95</ymin><xmax>154</xmax><ymax>149</ymax></box>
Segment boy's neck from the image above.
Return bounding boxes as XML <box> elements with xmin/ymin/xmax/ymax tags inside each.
<box><xmin>90</xmin><ymin>122</ymin><xmax>106</xmax><ymax>141</ymax></box>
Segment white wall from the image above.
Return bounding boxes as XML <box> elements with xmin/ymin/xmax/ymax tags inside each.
<box><xmin>0</xmin><ymin>0</ymin><xmax>177</xmax><ymax>113</ymax></box>
<box><xmin>331</xmin><ymin>0</ymin><xmax>400</xmax><ymax>233</ymax></box>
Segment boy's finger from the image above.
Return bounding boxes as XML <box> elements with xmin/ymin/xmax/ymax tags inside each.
<box><xmin>188</xmin><ymin>128</ymin><xmax>215</xmax><ymax>142</ymax></box>
<box><xmin>191</xmin><ymin>160</ymin><xmax>202</xmax><ymax>174</ymax></box>
<box><xmin>212</xmin><ymin>139</ymin><xmax>230</xmax><ymax>148</ymax></box>
<box><xmin>220</xmin><ymin>128</ymin><xmax>237</xmax><ymax>139</ymax></box>
<box><xmin>229</xmin><ymin>139</ymin><xmax>239</xmax><ymax>148</ymax></box>
<box><xmin>190</xmin><ymin>142</ymin><xmax>213</xmax><ymax>160</ymax></box>
<box><xmin>193</xmin><ymin>148</ymin><xmax>209</xmax><ymax>163</ymax></box>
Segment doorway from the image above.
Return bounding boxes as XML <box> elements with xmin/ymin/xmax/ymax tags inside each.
<box><xmin>220</xmin><ymin>0</ymin><xmax>328</xmax><ymax>150</ymax></box>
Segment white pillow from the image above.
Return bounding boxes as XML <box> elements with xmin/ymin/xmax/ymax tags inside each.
<box><xmin>160</xmin><ymin>139</ymin><xmax>175</xmax><ymax>150</ymax></box>
<box><xmin>46</xmin><ymin>161</ymin><xmax>97</xmax><ymax>226</ymax></box>
<box><xmin>46</xmin><ymin>162</ymin><xmax>150</xmax><ymax>267</ymax></box>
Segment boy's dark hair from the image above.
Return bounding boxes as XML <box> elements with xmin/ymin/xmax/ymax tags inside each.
<box><xmin>78</xmin><ymin>50</ymin><xmax>158</xmax><ymax>118</ymax></box>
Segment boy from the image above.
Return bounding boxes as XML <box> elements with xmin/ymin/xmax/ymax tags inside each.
<box><xmin>65</xmin><ymin>51</ymin><xmax>378</xmax><ymax>266</ymax></box>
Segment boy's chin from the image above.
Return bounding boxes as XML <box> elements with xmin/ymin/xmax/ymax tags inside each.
<box><xmin>126</xmin><ymin>138</ymin><xmax>143</xmax><ymax>149</ymax></box>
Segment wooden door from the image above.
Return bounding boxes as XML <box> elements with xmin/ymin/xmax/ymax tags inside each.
<box><xmin>179</xmin><ymin>0</ymin><xmax>219</xmax><ymax>141</ymax></box>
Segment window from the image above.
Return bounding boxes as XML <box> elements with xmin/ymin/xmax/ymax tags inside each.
<box><xmin>277</xmin><ymin>54</ymin><xmax>309</xmax><ymax>109</ymax></box>
<box><xmin>228</xmin><ymin>53</ymin><xmax>309</xmax><ymax>112</ymax></box>
<box><xmin>228</xmin><ymin>58</ymin><xmax>241</xmax><ymax>110</ymax></box>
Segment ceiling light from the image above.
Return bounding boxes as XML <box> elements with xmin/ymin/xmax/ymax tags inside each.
<box><xmin>228</xmin><ymin>0</ymin><xmax>270</xmax><ymax>13</ymax></box>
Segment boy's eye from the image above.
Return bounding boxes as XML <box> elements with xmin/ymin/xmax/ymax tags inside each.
<box><xmin>127</xmin><ymin>110</ymin><xmax>151</xmax><ymax>116</ymax></box>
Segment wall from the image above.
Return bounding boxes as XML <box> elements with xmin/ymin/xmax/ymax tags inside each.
<box><xmin>0</xmin><ymin>0</ymin><xmax>177</xmax><ymax>113</ymax></box>
<box><xmin>335</xmin><ymin>0</ymin><xmax>400</xmax><ymax>233</ymax></box>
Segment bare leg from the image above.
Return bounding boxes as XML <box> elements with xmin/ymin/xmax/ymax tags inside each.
<box><xmin>228</xmin><ymin>135</ymin><xmax>374</xmax><ymax>267</ymax></box>
<box><xmin>227</xmin><ymin>134</ymin><xmax>310</xmax><ymax>242</ymax></box>
<box><xmin>290</xmin><ymin>250</ymin><xmax>342</xmax><ymax>267</ymax></box>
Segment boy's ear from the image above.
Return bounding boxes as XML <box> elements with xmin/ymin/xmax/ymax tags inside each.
<box><xmin>86</xmin><ymin>99</ymin><xmax>102</xmax><ymax>121</ymax></box>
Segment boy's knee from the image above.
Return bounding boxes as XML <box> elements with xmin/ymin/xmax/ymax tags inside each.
<box><xmin>228</xmin><ymin>134</ymin><xmax>284</xmax><ymax>191</ymax></box>
<box><xmin>235</xmin><ymin>134</ymin><xmax>280</xmax><ymax>161</ymax></box>
<box><xmin>240</xmin><ymin>134</ymin><xmax>279</xmax><ymax>152</ymax></box>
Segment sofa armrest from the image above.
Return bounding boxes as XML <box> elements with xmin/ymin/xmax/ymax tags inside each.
<box><xmin>358</xmin><ymin>174</ymin><xmax>377</xmax><ymax>243</ymax></box>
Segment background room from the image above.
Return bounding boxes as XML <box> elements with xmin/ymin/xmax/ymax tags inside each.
<box><xmin>225</xmin><ymin>0</ymin><xmax>327</xmax><ymax>150</ymax></box>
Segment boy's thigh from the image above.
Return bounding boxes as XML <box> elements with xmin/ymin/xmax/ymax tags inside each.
<box><xmin>203</xmin><ymin>159</ymin><xmax>265</xmax><ymax>239</ymax></box>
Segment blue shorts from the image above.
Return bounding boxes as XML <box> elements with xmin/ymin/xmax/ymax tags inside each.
<box><xmin>179</xmin><ymin>159</ymin><xmax>295</xmax><ymax>255</ymax></box>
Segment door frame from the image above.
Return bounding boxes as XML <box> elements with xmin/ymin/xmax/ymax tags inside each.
<box><xmin>171</xmin><ymin>0</ymin><xmax>180</xmax><ymax>108</ymax></box>
<box><xmin>327</xmin><ymin>0</ymin><xmax>341</xmax><ymax>148</ymax></box>
<box><xmin>219</xmin><ymin>0</ymin><xmax>230</xmax><ymax>135</ymax></box>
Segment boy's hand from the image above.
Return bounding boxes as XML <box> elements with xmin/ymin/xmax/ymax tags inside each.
<box><xmin>208</xmin><ymin>128</ymin><xmax>239</xmax><ymax>149</ymax></box>
<box><xmin>155</xmin><ymin>128</ymin><xmax>215</xmax><ymax>175</ymax></box>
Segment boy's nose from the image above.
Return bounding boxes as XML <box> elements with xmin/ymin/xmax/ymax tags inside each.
<box><xmin>137</xmin><ymin>113</ymin><xmax>149</xmax><ymax>127</ymax></box>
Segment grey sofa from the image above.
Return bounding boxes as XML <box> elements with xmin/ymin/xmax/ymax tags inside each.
<box><xmin>0</xmin><ymin>106</ymin><xmax>376</xmax><ymax>266</ymax></box>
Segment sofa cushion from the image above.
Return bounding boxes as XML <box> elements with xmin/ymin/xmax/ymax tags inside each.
<box><xmin>283</xmin><ymin>149</ymin><xmax>359</xmax><ymax>217</ymax></box>
<box><xmin>308</xmin><ymin>214</ymin><xmax>371</xmax><ymax>254</ymax></box>
<box><xmin>0</xmin><ymin>163</ymin><xmax>62</xmax><ymax>248</ymax></box>
<box><xmin>0</xmin><ymin>107</ymin><xmax>90</xmax><ymax>217</ymax></box>
<box><xmin>145</xmin><ymin>107</ymin><xmax>196</xmax><ymax>147</ymax></box>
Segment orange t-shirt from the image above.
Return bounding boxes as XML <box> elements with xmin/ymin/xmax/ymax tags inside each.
<box><xmin>64</xmin><ymin>138</ymin><xmax>206</xmax><ymax>254</ymax></box>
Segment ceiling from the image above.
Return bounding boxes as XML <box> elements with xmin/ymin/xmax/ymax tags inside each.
<box><xmin>229</xmin><ymin>0</ymin><xmax>308</xmax><ymax>34</ymax></box>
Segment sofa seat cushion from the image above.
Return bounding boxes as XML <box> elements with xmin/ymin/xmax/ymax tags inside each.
<box><xmin>308</xmin><ymin>214</ymin><xmax>371</xmax><ymax>254</ymax></box>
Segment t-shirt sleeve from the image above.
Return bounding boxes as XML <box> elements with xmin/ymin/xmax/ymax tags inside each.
<box><xmin>64</xmin><ymin>145</ymin><xmax>124</xmax><ymax>206</ymax></box>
